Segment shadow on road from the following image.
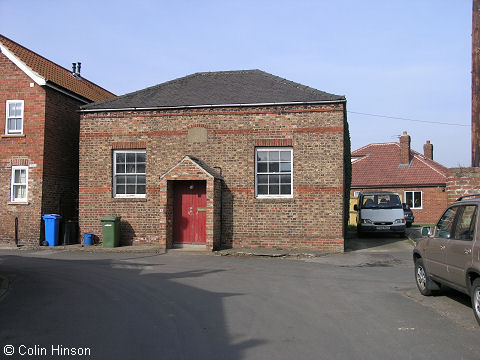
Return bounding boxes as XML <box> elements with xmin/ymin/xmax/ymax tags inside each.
<box><xmin>0</xmin><ymin>254</ymin><xmax>266</xmax><ymax>360</ymax></box>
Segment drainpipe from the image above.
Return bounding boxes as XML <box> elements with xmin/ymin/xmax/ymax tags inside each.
<box><xmin>14</xmin><ymin>217</ymin><xmax>18</xmax><ymax>247</ymax></box>
<box><xmin>213</xmin><ymin>167</ymin><xmax>223</xmax><ymax>248</ymax></box>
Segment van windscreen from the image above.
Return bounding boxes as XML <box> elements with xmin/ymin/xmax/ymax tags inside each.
<box><xmin>361</xmin><ymin>194</ymin><xmax>402</xmax><ymax>209</ymax></box>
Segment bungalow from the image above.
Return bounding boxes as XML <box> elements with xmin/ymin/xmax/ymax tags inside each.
<box><xmin>79</xmin><ymin>70</ymin><xmax>348</xmax><ymax>252</ymax></box>
<box><xmin>351</xmin><ymin>131</ymin><xmax>448</xmax><ymax>224</ymax></box>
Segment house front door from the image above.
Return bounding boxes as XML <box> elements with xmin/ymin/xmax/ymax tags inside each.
<box><xmin>173</xmin><ymin>181</ymin><xmax>207</xmax><ymax>244</ymax></box>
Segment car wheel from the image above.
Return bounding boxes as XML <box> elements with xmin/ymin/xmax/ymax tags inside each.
<box><xmin>471</xmin><ymin>278</ymin><xmax>480</xmax><ymax>326</ymax></box>
<box><xmin>415</xmin><ymin>258</ymin><xmax>436</xmax><ymax>296</ymax></box>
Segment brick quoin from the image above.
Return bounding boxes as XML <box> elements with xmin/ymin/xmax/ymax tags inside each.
<box><xmin>79</xmin><ymin>103</ymin><xmax>347</xmax><ymax>252</ymax></box>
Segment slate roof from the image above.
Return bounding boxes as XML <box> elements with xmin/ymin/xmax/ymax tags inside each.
<box><xmin>0</xmin><ymin>34</ymin><xmax>115</xmax><ymax>102</ymax></box>
<box><xmin>351</xmin><ymin>142</ymin><xmax>447</xmax><ymax>187</ymax></box>
<box><xmin>81</xmin><ymin>70</ymin><xmax>345</xmax><ymax>111</ymax></box>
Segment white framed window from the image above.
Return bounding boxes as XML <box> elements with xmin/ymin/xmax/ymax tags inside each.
<box><xmin>113</xmin><ymin>150</ymin><xmax>146</xmax><ymax>198</ymax></box>
<box><xmin>405</xmin><ymin>191</ymin><xmax>422</xmax><ymax>209</ymax></box>
<box><xmin>255</xmin><ymin>147</ymin><xmax>293</xmax><ymax>198</ymax></box>
<box><xmin>6</xmin><ymin>100</ymin><xmax>24</xmax><ymax>135</ymax></box>
<box><xmin>11</xmin><ymin>166</ymin><xmax>28</xmax><ymax>202</ymax></box>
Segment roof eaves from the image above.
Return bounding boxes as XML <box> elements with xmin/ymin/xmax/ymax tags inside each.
<box><xmin>80</xmin><ymin>99</ymin><xmax>346</xmax><ymax>113</ymax></box>
<box><xmin>44</xmin><ymin>81</ymin><xmax>90</xmax><ymax>104</ymax></box>
<box><xmin>351</xmin><ymin>183</ymin><xmax>447</xmax><ymax>189</ymax></box>
<box><xmin>0</xmin><ymin>41</ymin><xmax>46</xmax><ymax>86</ymax></box>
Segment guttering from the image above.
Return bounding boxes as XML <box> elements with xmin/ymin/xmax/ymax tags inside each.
<box><xmin>79</xmin><ymin>99</ymin><xmax>346</xmax><ymax>113</ymax></box>
<box><xmin>44</xmin><ymin>81</ymin><xmax>90</xmax><ymax>104</ymax></box>
<box><xmin>351</xmin><ymin>184</ymin><xmax>446</xmax><ymax>189</ymax></box>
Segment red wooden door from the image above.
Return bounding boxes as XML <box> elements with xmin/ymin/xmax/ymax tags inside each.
<box><xmin>173</xmin><ymin>181</ymin><xmax>207</xmax><ymax>244</ymax></box>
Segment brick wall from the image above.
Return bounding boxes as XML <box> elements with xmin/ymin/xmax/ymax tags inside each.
<box><xmin>0</xmin><ymin>53</ymin><xmax>83</xmax><ymax>245</ymax></box>
<box><xmin>350</xmin><ymin>186</ymin><xmax>447</xmax><ymax>224</ymax></box>
<box><xmin>0</xmin><ymin>53</ymin><xmax>46</xmax><ymax>245</ymax></box>
<box><xmin>446</xmin><ymin>167</ymin><xmax>480</xmax><ymax>203</ymax></box>
<box><xmin>42</xmin><ymin>88</ymin><xmax>82</xmax><ymax>221</ymax></box>
<box><xmin>79</xmin><ymin>103</ymin><xmax>346</xmax><ymax>252</ymax></box>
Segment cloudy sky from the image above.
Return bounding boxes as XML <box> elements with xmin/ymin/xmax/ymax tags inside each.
<box><xmin>0</xmin><ymin>0</ymin><xmax>472</xmax><ymax>167</ymax></box>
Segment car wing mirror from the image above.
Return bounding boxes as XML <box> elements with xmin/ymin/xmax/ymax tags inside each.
<box><xmin>421</xmin><ymin>226</ymin><xmax>432</xmax><ymax>237</ymax></box>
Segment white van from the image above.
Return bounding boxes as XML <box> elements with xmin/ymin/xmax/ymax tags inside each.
<box><xmin>354</xmin><ymin>191</ymin><xmax>406</xmax><ymax>237</ymax></box>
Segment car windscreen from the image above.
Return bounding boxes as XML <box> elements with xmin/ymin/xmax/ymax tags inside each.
<box><xmin>361</xmin><ymin>194</ymin><xmax>402</xmax><ymax>209</ymax></box>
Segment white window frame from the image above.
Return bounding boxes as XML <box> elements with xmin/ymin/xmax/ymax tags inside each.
<box><xmin>405</xmin><ymin>190</ymin><xmax>423</xmax><ymax>209</ymax></box>
<box><xmin>5</xmin><ymin>100</ymin><xmax>24</xmax><ymax>135</ymax></box>
<box><xmin>113</xmin><ymin>150</ymin><xmax>146</xmax><ymax>198</ymax></box>
<box><xmin>255</xmin><ymin>147</ymin><xmax>293</xmax><ymax>199</ymax></box>
<box><xmin>11</xmin><ymin>166</ymin><xmax>28</xmax><ymax>202</ymax></box>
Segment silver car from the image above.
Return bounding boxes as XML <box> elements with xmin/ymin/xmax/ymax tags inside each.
<box><xmin>413</xmin><ymin>194</ymin><xmax>480</xmax><ymax>325</ymax></box>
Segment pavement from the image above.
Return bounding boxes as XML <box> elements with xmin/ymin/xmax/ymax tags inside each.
<box><xmin>0</xmin><ymin>227</ymin><xmax>420</xmax><ymax>261</ymax></box>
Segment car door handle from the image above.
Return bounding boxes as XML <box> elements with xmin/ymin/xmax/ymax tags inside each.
<box><xmin>440</xmin><ymin>245</ymin><xmax>446</xmax><ymax>250</ymax></box>
<box><xmin>464</xmin><ymin>248</ymin><xmax>472</xmax><ymax>255</ymax></box>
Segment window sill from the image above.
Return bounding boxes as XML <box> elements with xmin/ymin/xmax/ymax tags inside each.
<box><xmin>255</xmin><ymin>197</ymin><xmax>295</xmax><ymax>203</ymax></box>
<box><xmin>8</xmin><ymin>201</ymin><xmax>29</xmax><ymax>205</ymax></box>
<box><xmin>1</xmin><ymin>134</ymin><xmax>26</xmax><ymax>138</ymax></box>
<box><xmin>113</xmin><ymin>197</ymin><xmax>147</xmax><ymax>202</ymax></box>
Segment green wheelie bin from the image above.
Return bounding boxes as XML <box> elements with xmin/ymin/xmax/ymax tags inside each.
<box><xmin>101</xmin><ymin>216</ymin><xmax>121</xmax><ymax>248</ymax></box>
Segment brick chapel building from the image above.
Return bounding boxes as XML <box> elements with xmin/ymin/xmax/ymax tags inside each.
<box><xmin>79</xmin><ymin>70</ymin><xmax>349</xmax><ymax>252</ymax></box>
<box><xmin>351</xmin><ymin>131</ymin><xmax>448</xmax><ymax>224</ymax></box>
<box><xmin>0</xmin><ymin>34</ymin><xmax>114</xmax><ymax>245</ymax></box>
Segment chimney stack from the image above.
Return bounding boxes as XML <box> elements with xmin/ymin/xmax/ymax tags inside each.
<box><xmin>400</xmin><ymin>131</ymin><xmax>411</xmax><ymax>165</ymax></box>
<box><xmin>424</xmin><ymin>140</ymin><xmax>433</xmax><ymax>160</ymax></box>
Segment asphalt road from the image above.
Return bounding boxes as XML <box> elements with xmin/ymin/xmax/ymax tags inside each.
<box><xmin>0</xmin><ymin>236</ymin><xmax>478</xmax><ymax>360</ymax></box>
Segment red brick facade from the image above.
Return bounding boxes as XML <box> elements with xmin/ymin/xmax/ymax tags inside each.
<box><xmin>0</xmin><ymin>53</ymin><xmax>46</xmax><ymax>244</ymax></box>
<box><xmin>446</xmin><ymin>167</ymin><xmax>480</xmax><ymax>203</ymax></box>
<box><xmin>79</xmin><ymin>103</ymin><xmax>346</xmax><ymax>252</ymax></box>
<box><xmin>0</xmin><ymin>52</ymin><xmax>86</xmax><ymax>244</ymax></box>
<box><xmin>350</xmin><ymin>186</ymin><xmax>447</xmax><ymax>224</ymax></box>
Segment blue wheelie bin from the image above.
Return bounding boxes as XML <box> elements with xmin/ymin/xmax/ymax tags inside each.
<box><xmin>83</xmin><ymin>233</ymin><xmax>94</xmax><ymax>246</ymax></box>
<box><xmin>42</xmin><ymin>214</ymin><xmax>62</xmax><ymax>247</ymax></box>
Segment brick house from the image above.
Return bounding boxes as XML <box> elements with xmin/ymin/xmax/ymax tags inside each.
<box><xmin>0</xmin><ymin>34</ymin><xmax>115</xmax><ymax>245</ymax></box>
<box><xmin>351</xmin><ymin>131</ymin><xmax>448</xmax><ymax>224</ymax></box>
<box><xmin>79</xmin><ymin>70</ymin><xmax>348</xmax><ymax>252</ymax></box>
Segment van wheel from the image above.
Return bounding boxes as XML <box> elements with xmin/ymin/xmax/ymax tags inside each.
<box><xmin>471</xmin><ymin>279</ymin><xmax>480</xmax><ymax>326</ymax></box>
<box><xmin>415</xmin><ymin>258</ymin><xmax>437</xmax><ymax>296</ymax></box>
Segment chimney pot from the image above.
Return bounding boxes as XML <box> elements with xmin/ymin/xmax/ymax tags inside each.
<box><xmin>400</xmin><ymin>131</ymin><xmax>411</xmax><ymax>165</ymax></box>
<box><xmin>77</xmin><ymin>62</ymin><xmax>81</xmax><ymax>75</ymax></box>
<box><xmin>72</xmin><ymin>63</ymin><xmax>76</xmax><ymax>74</ymax></box>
